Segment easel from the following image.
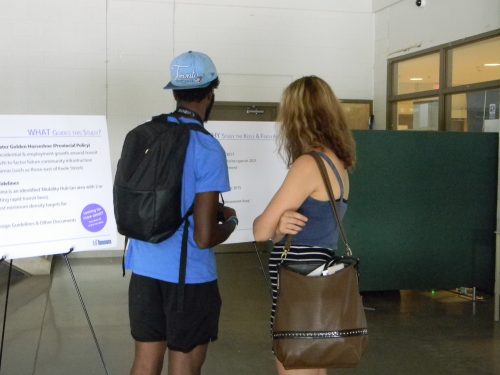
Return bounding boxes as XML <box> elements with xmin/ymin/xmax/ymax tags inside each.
<box><xmin>0</xmin><ymin>250</ymin><xmax>110</xmax><ymax>374</ymax></box>
<box><xmin>253</xmin><ymin>241</ymin><xmax>272</xmax><ymax>298</ymax></box>
<box><xmin>0</xmin><ymin>257</ymin><xmax>12</xmax><ymax>371</ymax></box>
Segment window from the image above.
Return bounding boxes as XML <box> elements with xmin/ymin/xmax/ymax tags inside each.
<box><xmin>388</xmin><ymin>29</ymin><xmax>500</xmax><ymax>132</ymax></box>
<box><xmin>392</xmin><ymin>53</ymin><xmax>440</xmax><ymax>95</ymax></box>
<box><xmin>393</xmin><ymin>97</ymin><xmax>439</xmax><ymax>131</ymax></box>
<box><xmin>447</xmin><ymin>88</ymin><xmax>500</xmax><ymax>132</ymax></box>
<box><xmin>448</xmin><ymin>36</ymin><xmax>500</xmax><ymax>87</ymax></box>
<box><xmin>340</xmin><ymin>101</ymin><xmax>373</xmax><ymax>130</ymax></box>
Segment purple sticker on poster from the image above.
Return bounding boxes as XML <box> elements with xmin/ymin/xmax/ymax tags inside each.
<box><xmin>81</xmin><ymin>203</ymin><xmax>107</xmax><ymax>232</ymax></box>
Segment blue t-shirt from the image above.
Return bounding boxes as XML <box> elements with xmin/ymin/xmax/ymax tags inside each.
<box><xmin>125</xmin><ymin>115</ymin><xmax>230</xmax><ymax>283</ymax></box>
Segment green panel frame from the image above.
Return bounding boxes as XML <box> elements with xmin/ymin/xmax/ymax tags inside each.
<box><xmin>344</xmin><ymin>131</ymin><xmax>498</xmax><ymax>292</ymax></box>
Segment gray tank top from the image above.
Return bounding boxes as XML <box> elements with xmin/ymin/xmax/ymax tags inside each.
<box><xmin>291</xmin><ymin>152</ymin><xmax>348</xmax><ymax>249</ymax></box>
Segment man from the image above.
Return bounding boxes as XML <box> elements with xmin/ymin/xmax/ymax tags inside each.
<box><xmin>126</xmin><ymin>51</ymin><xmax>238</xmax><ymax>375</ymax></box>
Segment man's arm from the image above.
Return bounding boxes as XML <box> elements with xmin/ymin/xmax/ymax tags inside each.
<box><xmin>193</xmin><ymin>191</ymin><xmax>237</xmax><ymax>249</ymax></box>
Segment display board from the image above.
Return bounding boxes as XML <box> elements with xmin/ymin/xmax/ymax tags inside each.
<box><xmin>0</xmin><ymin>115</ymin><xmax>117</xmax><ymax>259</ymax></box>
<box><xmin>206</xmin><ymin>121</ymin><xmax>288</xmax><ymax>243</ymax></box>
<box><xmin>346</xmin><ymin>131</ymin><xmax>498</xmax><ymax>293</ymax></box>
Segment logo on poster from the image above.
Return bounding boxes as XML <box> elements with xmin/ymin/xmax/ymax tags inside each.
<box><xmin>81</xmin><ymin>203</ymin><xmax>107</xmax><ymax>232</ymax></box>
<box><xmin>92</xmin><ymin>239</ymin><xmax>112</xmax><ymax>246</ymax></box>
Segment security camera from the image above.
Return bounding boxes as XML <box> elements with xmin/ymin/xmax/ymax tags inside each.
<box><xmin>416</xmin><ymin>0</ymin><xmax>426</xmax><ymax>7</ymax></box>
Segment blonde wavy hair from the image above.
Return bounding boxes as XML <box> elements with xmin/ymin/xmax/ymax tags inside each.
<box><xmin>277</xmin><ymin>76</ymin><xmax>356</xmax><ymax>169</ymax></box>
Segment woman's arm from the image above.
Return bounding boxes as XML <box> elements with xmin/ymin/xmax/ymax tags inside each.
<box><xmin>253</xmin><ymin>154</ymin><xmax>318</xmax><ymax>243</ymax></box>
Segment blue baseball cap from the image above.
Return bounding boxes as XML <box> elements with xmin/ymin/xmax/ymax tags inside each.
<box><xmin>164</xmin><ymin>51</ymin><xmax>218</xmax><ymax>90</ymax></box>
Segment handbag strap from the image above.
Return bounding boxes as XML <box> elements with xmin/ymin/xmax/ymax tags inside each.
<box><xmin>308</xmin><ymin>151</ymin><xmax>353</xmax><ymax>257</ymax></box>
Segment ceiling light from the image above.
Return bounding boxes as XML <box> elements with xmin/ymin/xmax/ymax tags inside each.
<box><xmin>410</xmin><ymin>77</ymin><xmax>423</xmax><ymax>81</ymax></box>
<box><xmin>483</xmin><ymin>63</ymin><xmax>500</xmax><ymax>67</ymax></box>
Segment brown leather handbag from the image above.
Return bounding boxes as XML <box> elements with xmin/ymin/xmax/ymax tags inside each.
<box><xmin>272</xmin><ymin>152</ymin><xmax>368</xmax><ymax>369</ymax></box>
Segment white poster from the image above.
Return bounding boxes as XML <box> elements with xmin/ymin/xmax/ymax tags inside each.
<box><xmin>0</xmin><ymin>115</ymin><xmax>117</xmax><ymax>259</ymax></box>
<box><xmin>206</xmin><ymin>121</ymin><xmax>288</xmax><ymax>243</ymax></box>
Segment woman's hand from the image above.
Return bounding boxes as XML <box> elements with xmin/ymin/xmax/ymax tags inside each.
<box><xmin>253</xmin><ymin>155</ymin><xmax>316</xmax><ymax>243</ymax></box>
<box><xmin>273</xmin><ymin>210</ymin><xmax>308</xmax><ymax>243</ymax></box>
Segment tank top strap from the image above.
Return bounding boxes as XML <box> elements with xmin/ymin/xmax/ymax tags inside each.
<box><xmin>317</xmin><ymin>152</ymin><xmax>344</xmax><ymax>199</ymax></box>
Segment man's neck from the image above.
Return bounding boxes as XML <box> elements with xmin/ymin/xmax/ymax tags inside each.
<box><xmin>176</xmin><ymin>102</ymin><xmax>205</xmax><ymax>122</ymax></box>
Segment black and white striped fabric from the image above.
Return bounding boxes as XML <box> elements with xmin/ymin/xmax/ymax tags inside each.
<box><xmin>269</xmin><ymin>244</ymin><xmax>335</xmax><ymax>330</ymax></box>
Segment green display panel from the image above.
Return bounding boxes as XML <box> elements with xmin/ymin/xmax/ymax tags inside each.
<box><xmin>344</xmin><ymin>131</ymin><xmax>498</xmax><ymax>292</ymax></box>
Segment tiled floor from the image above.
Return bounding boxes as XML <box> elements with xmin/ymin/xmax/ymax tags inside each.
<box><xmin>0</xmin><ymin>246</ymin><xmax>499</xmax><ymax>374</ymax></box>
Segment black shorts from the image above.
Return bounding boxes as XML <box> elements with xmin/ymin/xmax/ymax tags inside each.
<box><xmin>128</xmin><ymin>273</ymin><xmax>222</xmax><ymax>353</ymax></box>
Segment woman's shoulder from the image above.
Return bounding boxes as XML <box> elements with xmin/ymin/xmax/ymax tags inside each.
<box><xmin>286</xmin><ymin>153</ymin><xmax>322</xmax><ymax>188</ymax></box>
<box><xmin>292</xmin><ymin>150</ymin><xmax>344</xmax><ymax>170</ymax></box>
<box><xmin>316</xmin><ymin>150</ymin><xmax>347</xmax><ymax>171</ymax></box>
<box><xmin>291</xmin><ymin>153</ymin><xmax>317</xmax><ymax>170</ymax></box>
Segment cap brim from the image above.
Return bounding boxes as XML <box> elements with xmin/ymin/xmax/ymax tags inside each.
<box><xmin>163</xmin><ymin>82</ymin><xmax>177</xmax><ymax>90</ymax></box>
<box><xmin>163</xmin><ymin>79</ymin><xmax>216</xmax><ymax>90</ymax></box>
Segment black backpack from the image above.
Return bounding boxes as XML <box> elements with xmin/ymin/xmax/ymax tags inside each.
<box><xmin>113</xmin><ymin>110</ymin><xmax>212</xmax><ymax>311</ymax></box>
<box><xmin>113</xmin><ymin>112</ymin><xmax>211</xmax><ymax>243</ymax></box>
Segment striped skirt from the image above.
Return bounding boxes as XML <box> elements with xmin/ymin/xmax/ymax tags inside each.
<box><xmin>269</xmin><ymin>244</ymin><xmax>335</xmax><ymax>330</ymax></box>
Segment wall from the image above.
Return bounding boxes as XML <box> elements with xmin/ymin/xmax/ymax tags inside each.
<box><xmin>0</xmin><ymin>1</ymin><xmax>107</xmax><ymax>115</ymax></box>
<box><xmin>372</xmin><ymin>0</ymin><xmax>500</xmax><ymax>129</ymax></box>
<box><xmin>0</xmin><ymin>0</ymin><xmax>374</xmax><ymax>155</ymax></box>
<box><xmin>106</xmin><ymin>0</ymin><xmax>374</xmax><ymax>165</ymax></box>
<box><xmin>3</xmin><ymin>1</ymin><xmax>496</xmax><ymax>140</ymax></box>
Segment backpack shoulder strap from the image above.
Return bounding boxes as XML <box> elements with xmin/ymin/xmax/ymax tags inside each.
<box><xmin>151</xmin><ymin>113</ymin><xmax>212</xmax><ymax>137</ymax></box>
<box><xmin>122</xmin><ymin>236</ymin><xmax>128</xmax><ymax>277</ymax></box>
<box><xmin>177</xmin><ymin>218</ymin><xmax>190</xmax><ymax>312</ymax></box>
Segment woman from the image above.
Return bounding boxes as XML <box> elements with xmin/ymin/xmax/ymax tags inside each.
<box><xmin>253</xmin><ymin>76</ymin><xmax>356</xmax><ymax>375</ymax></box>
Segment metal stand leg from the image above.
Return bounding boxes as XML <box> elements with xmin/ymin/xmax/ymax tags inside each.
<box><xmin>63</xmin><ymin>254</ymin><xmax>110</xmax><ymax>375</ymax></box>
<box><xmin>253</xmin><ymin>241</ymin><xmax>272</xmax><ymax>298</ymax></box>
<box><xmin>472</xmin><ymin>287</ymin><xmax>477</xmax><ymax>316</ymax></box>
<box><xmin>0</xmin><ymin>259</ymin><xmax>12</xmax><ymax>372</ymax></box>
